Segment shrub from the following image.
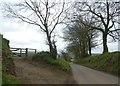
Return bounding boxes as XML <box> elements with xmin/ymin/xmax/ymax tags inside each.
<box><xmin>54</xmin><ymin>59</ymin><xmax>70</xmax><ymax>71</ymax></box>
<box><xmin>2</xmin><ymin>57</ymin><xmax>15</xmax><ymax>75</ymax></box>
<box><xmin>43</xmin><ymin>56</ymin><xmax>55</xmax><ymax>64</ymax></box>
<box><xmin>32</xmin><ymin>51</ymin><xmax>51</xmax><ymax>61</ymax></box>
<box><xmin>32</xmin><ymin>51</ymin><xmax>70</xmax><ymax>71</ymax></box>
<box><xmin>2</xmin><ymin>38</ymin><xmax>11</xmax><ymax>57</ymax></box>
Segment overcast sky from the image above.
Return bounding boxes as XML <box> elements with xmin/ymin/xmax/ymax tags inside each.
<box><xmin>0</xmin><ymin>0</ymin><xmax>119</xmax><ymax>54</ymax></box>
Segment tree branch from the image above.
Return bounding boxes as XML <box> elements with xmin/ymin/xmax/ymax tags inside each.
<box><xmin>50</xmin><ymin>1</ymin><xmax>65</xmax><ymax>35</ymax></box>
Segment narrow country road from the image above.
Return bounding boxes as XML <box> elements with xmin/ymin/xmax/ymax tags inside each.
<box><xmin>70</xmin><ymin>63</ymin><xmax>119</xmax><ymax>84</ymax></box>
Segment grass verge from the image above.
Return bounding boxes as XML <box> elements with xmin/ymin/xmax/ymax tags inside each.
<box><xmin>32</xmin><ymin>51</ymin><xmax>70</xmax><ymax>71</ymax></box>
<box><xmin>2</xmin><ymin>73</ymin><xmax>21</xmax><ymax>85</ymax></box>
<box><xmin>75</xmin><ymin>52</ymin><xmax>120</xmax><ymax>77</ymax></box>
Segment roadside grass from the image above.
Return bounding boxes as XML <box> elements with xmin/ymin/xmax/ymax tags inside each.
<box><xmin>75</xmin><ymin>52</ymin><xmax>120</xmax><ymax>77</ymax></box>
<box><xmin>2</xmin><ymin>73</ymin><xmax>21</xmax><ymax>85</ymax></box>
<box><xmin>32</xmin><ymin>51</ymin><xmax>70</xmax><ymax>71</ymax></box>
<box><xmin>53</xmin><ymin>59</ymin><xmax>70</xmax><ymax>71</ymax></box>
<box><xmin>0</xmin><ymin>64</ymin><xmax>2</xmax><ymax>84</ymax></box>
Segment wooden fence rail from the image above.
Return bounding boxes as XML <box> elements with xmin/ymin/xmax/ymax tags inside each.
<box><xmin>10</xmin><ymin>47</ymin><xmax>37</xmax><ymax>57</ymax></box>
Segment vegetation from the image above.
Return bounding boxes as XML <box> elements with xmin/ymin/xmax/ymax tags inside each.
<box><xmin>75</xmin><ymin>52</ymin><xmax>120</xmax><ymax>77</ymax></box>
<box><xmin>2</xmin><ymin>37</ymin><xmax>21</xmax><ymax>84</ymax></box>
<box><xmin>32</xmin><ymin>51</ymin><xmax>70</xmax><ymax>71</ymax></box>
<box><xmin>2</xmin><ymin>38</ymin><xmax>16</xmax><ymax>75</ymax></box>
<box><xmin>60</xmin><ymin>51</ymin><xmax>71</xmax><ymax>62</ymax></box>
<box><xmin>54</xmin><ymin>59</ymin><xmax>70</xmax><ymax>71</ymax></box>
<box><xmin>70</xmin><ymin>1</ymin><xmax>120</xmax><ymax>53</ymax></box>
<box><xmin>1</xmin><ymin>0</ymin><xmax>120</xmax><ymax>82</ymax></box>
<box><xmin>64</xmin><ymin>19</ymin><xmax>98</xmax><ymax>58</ymax></box>
<box><xmin>3</xmin><ymin>0</ymin><xmax>120</xmax><ymax>58</ymax></box>
<box><xmin>3</xmin><ymin>0</ymin><xmax>68</xmax><ymax>59</ymax></box>
<box><xmin>2</xmin><ymin>74</ymin><xmax>21</xmax><ymax>85</ymax></box>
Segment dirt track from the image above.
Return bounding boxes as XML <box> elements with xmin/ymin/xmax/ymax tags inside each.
<box><xmin>14</xmin><ymin>58</ymin><xmax>75</xmax><ymax>84</ymax></box>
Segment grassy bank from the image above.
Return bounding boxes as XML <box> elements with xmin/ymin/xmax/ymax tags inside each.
<box><xmin>2</xmin><ymin>37</ymin><xmax>21</xmax><ymax>84</ymax></box>
<box><xmin>75</xmin><ymin>52</ymin><xmax>120</xmax><ymax>77</ymax></box>
<box><xmin>2</xmin><ymin>74</ymin><xmax>21</xmax><ymax>85</ymax></box>
<box><xmin>32</xmin><ymin>51</ymin><xmax>70</xmax><ymax>71</ymax></box>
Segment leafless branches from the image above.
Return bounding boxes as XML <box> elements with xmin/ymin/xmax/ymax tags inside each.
<box><xmin>67</xmin><ymin>0</ymin><xmax>120</xmax><ymax>53</ymax></box>
<box><xmin>3</xmin><ymin>0</ymin><xmax>67</xmax><ymax>58</ymax></box>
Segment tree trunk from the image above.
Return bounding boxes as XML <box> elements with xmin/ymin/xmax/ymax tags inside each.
<box><xmin>53</xmin><ymin>40</ymin><xmax>57</xmax><ymax>58</ymax></box>
<box><xmin>102</xmin><ymin>33</ymin><xmax>108</xmax><ymax>53</ymax></box>
<box><xmin>88</xmin><ymin>38</ymin><xmax>91</xmax><ymax>56</ymax></box>
<box><xmin>46</xmin><ymin>29</ymin><xmax>57</xmax><ymax>59</ymax></box>
<box><xmin>47</xmin><ymin>35</ymin><xmax>56</xmax><ymax>59</ymax></box>
<box><xmin>81</xmin><ymin>41</ymin><xmax>88</xmax><ymax>57</ymax></box>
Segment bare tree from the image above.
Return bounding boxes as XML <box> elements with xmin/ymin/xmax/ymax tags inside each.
<box><xmin>73</xmin><ymin>1</ymin><xmax>120</xmax><ymax>53</ymax></box>
<box><xmin>64</xmin><ymin>19</ymin><xmax>98</xmax><ymax>57</ymax></box>
<box><xmin>3</xmin><ymin>0</ymin><xmax>66</xmax><ymax>59</ymax></box>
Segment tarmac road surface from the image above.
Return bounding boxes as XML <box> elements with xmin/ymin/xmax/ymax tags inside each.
<box><xmin>70</xmin><ymin>63</ymin><xmax>119</xmax><ymax>84</ymax></box>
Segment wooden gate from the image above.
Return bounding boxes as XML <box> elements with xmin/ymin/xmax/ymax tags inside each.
<box><xmin>10</xmin><ymin>48</ymin><xmax>37</xmax><ymax>57</ymax></box>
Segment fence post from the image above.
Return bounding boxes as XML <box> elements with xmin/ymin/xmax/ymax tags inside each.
<box><xmin>35</xmin><ymin>49</ymin><xmax>37</xmax><ymax>54</ymax></box>
<box><xmin>25</xmin><ymin>48</ymin><xmax>28</xmax><ymax>57</ymax></box>
<box><xmin>20</xmin><ymin>49</ymin><xmax>22</xmax><ymax>57</ymax></box>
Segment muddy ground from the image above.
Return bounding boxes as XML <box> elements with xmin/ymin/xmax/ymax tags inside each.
<box><xmin>13</xmin><ymin>58</ymin><xmax>76</xmax><ymax>84</ymax></box>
